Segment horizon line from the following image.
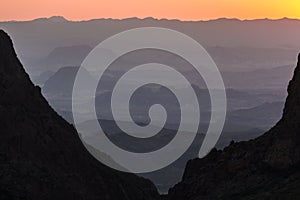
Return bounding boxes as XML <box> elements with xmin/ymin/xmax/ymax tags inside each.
<box><xmin>1</xmin><ymin>15</ymin><xmax>300</xmax><ymax>23</ymax></box>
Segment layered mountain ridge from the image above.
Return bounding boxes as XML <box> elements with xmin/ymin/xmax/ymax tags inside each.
<box><xmin>1</xmin><ymin>28</ymin><xmax>300</xmax><ymax>200</ymax></box>
<box><xmin>0</xmin><ymin>30</ymin><xmax>159</xmax><ymax>200</ymax></box>
<box><xmin>167</xmin><ymin>54</ymin><xmax>300</xmax><ymax>199</ymax></box>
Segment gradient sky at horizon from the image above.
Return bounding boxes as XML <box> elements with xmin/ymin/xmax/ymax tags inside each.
<box><xmin>1</xmin><ymin>0</ymin><xmax>300</xmax><ymax>21</ymax></box>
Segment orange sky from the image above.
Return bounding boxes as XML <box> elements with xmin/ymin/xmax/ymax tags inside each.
<box><xmin>1</xmin><ymin>0</ymin><xmax>300</xmax><ymax>21</ymax></box>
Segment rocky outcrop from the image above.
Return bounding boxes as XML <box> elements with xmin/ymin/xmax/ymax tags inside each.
<box><xmin>0</xmin><ymin>30</ymin><xmax>159</xmax><ymax>200</ymax></box>
<box><xmin>167</xmin><ymin>54</ymin><xmax>300</xmax><ymax>200</ymax></box>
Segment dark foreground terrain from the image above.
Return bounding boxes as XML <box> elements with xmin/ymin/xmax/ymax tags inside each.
<box><xmin>0</xmin><ymin>30</ymin><xmax>159</xmax><ymax>200</ymax></box>
<box><xmin>167</xmin><ymin>54</ymin><xmax>300</xmax><ymax>199</ymax></box>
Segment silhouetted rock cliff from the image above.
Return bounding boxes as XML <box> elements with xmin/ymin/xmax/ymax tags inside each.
<box><xmin>0</xmin><ymin>30</ymin><xmax>159</xmax><ymax>199</ymax></box>
<box><xmin>167</xmin><ymin>54</ymin><xmax>300</xmax><ymax>199</ymax></box>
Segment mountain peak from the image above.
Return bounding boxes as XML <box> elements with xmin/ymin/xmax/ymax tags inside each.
<box><xmin>0</xmin><ymin>29</ymin><xmax>29</xmax><ymax>81</ymax></box>
<box><xmin>48</xmin><ymin>16</ymin><xmax>68</xmax><ymax>22</ymax></box>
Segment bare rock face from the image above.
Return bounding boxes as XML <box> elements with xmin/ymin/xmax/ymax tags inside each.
<box><xmin>167</xmin><ymin>54</ymin><xmax>300</xmax><ymax>200</ymax></box>
<box><xmin>0</xmin><ymin>30</ymin><xmax>159</xmax><ymax>200</ymax></box>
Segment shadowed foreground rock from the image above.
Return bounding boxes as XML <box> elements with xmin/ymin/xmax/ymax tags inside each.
<box><xmin>0</xmin><ymin>30</ymin><xmax>159</xmax><ymax>200</ymax></box>
<box><xmin>167</xmin><ymin>54</ymin><xmax>300</xmax><ymax>199</ymax></box>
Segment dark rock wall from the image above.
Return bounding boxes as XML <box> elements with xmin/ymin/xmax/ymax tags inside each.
<box><xmin>0</xmin><ymin>30</ymin><xmax>159</xmax><ymax>200</ymax></box>
<box><xmin>167</xmin><ymin>54</ymin><xmax>300</xmax><ymax>200</ymax></box>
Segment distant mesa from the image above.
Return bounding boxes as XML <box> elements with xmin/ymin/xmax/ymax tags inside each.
<box><xmin>48</xmin><ymin>16</ymin><xmax>68</xmax><ymax>22</ymax></box>
<box><xmin>32</xmin><ymin>16</ymin><xmax>68</xmax><ymax>23</ymax></box>
<box><xmin>42</xmin><ymin>66</ymin><xmax>93</xmax><ymax>95</ymax></box>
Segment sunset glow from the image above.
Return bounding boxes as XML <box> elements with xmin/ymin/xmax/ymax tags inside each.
<box><xmin>1</xmin><ymin>0</ymin><xmax>300</xmax><ymax>21</ymax></box>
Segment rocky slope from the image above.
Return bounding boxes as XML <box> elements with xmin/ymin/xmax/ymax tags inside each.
<box><xmin>0</xmin><ymin>30</ymin><xmax>159</xmax><ymax>199</ymax></box>
<box><xmin>167</xmin><ymin>54</ymin><xmax>300</xmax><ymax>199</ymax></box>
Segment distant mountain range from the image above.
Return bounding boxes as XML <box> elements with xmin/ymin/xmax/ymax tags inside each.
<box><xmin>39</xmin><ymin>64</ymin><xmax>286</xmax><ymax>193</ymax></box>
<box><xmin>41</xmin><ymin>66</ymin><xmax>285</xmax><ymax>131</ymax></box>
<box><xmin>1</xmin><ymin>16</ymin><xmax>299</xmax><ymax>76</ymax></box>
<box><xmin>42</xmin><ymin>66</ymin><xmax>93</xmax><ymax>94</ymax></box>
